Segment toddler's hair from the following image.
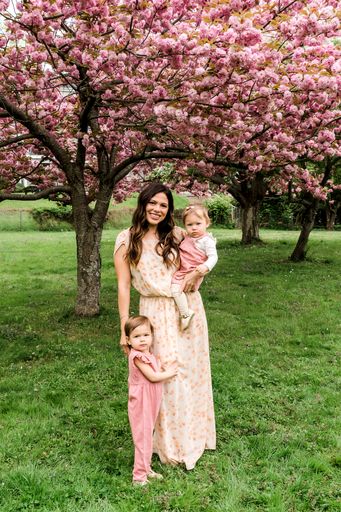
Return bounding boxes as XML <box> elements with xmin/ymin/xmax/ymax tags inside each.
<box><xmin>124</xmin><ymin>315</ymin><xmax>154</xmax><ymax>338</ymax></box>
<box><xmin>182</xmin><ymin>204</ymin><xmax>210</xmax><ymax>226</ymax></box>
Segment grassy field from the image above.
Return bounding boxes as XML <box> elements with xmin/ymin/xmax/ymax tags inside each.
<box><xmin>0</xmin><ymin>193</ymin><xmax>189</xmax><ymax>231</ymax></box>
<box><xmin>0</xmin><ymin>229</ymin><xmax>340</xmax><ymax>512</ymax></box>
<box><xmin>0</xmin><ymin>194</ymin><xmax>189</xmax><ymax>211</ymax></box>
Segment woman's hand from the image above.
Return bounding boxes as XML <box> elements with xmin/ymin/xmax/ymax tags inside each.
<box><xmin>119</xmin><ymin>332</ymin><xmax>129</xmax><ymax>355</ymax></box>
<box><xmin>181</xmin><ymin>270</ymin><xmax>201</xmax><ymax>293</ymax></box>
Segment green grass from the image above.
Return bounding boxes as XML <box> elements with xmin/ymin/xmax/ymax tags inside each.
<box><xmin>0</xmin><ymin>229</ymin><xmax>340</xmax><ymax>511</ymax></box>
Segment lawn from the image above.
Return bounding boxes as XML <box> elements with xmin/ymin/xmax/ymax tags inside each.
<box><xmin>0</xmin><ymin>193</ymin><xmax>189</xmax><ymax>211</ymax></box>
<box><xmin>0</xmin><ymin>229</ymin><xmax>340</xmax><ymax>511</ymax></box>
<box><xmin>0</xmin><ymin>193</ymin><xmax>189</xmax><ymax>231</ymax></box>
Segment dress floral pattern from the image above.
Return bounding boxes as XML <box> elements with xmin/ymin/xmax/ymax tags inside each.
<box><xmin>114</xmin><ymin>228</ymin><xmax>216</xmax><ymax>470</ymax></box>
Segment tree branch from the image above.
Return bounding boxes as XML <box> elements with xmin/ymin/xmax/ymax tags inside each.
<box><xmin>0</xmin><ymin>133</ymin><xmax>34</xmax><ymax>148</ymax></box>
<box><xmin>0</xmin><ymin>93</ymin><xmax>72</xmax><ymax>177</ymax></box>
<box><xmin>0</xmin><ymin>185</ymin><xmax>72</xmax><ymax>202</ymax></box>
<box><xmin>111</xmin><ymin>148</ymin><xmax>190</xmax><ymax>185</ymax></box>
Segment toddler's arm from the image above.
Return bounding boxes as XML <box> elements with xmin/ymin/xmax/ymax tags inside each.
<box><xmin>134</xmin><ymin>358</ymin><xmax>178</xmax><ymax>383</ymax></box>
<box><xmin>196</xmin><ymin>236</ymin><xmax>218</xmax><ymax>274</ymax></box>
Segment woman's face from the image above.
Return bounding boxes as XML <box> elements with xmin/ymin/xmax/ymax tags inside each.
<box><xmin>145</xmin><ymin>192</ymin><xmax>169</xmax><ymax>226</ymax></box>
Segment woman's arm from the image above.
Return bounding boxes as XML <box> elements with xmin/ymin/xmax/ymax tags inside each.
<box><xmin>114</xmin><ymin>244</ymin><xmax>131</xmax><ymax>349</ymax></box>
<box><xmin>134</xmin><ymin>358</ymin><xmax>178</xmax><ymax>383</ymax></box>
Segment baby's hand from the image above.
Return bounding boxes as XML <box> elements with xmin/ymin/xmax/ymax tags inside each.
<box><xmin>196</xmin><ymin>264</ymin><xmax>209</xmax><ymax>275</ymax></box>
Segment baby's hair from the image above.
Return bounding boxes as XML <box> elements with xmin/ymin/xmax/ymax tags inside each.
<box><xmin>182</xmin><ymin>204</ymin><xmax>210</xmax><ymax>226</ymax></box>
<box><xmin>124</xmin><ymin>315</ymin><xmax>154</xmax><ymax>340</ymax></box>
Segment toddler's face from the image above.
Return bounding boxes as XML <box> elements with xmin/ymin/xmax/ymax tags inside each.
<box><xmin>184</xmin><ymin>213</ymin><xmax>208</xmax><ymax>238</ymax></box>
<box><xmin>127</xmin><ymin>323</ymin><xmax>153</xmax><ymax>353</ymax></box>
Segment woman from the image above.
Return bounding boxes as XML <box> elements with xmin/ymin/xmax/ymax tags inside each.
<box><xmin>114</xmin><ymin>183</ymin><xmax>215</xmax><ymax>470</ymax></box>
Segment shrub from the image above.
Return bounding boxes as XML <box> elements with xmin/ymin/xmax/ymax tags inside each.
<box><xmin>31</xmin><ymin>205</ymin><xmax>73</xmax><ymax>231</ymax></box>
<box><xmin>259</xmin><ymin>196</ymin><xmax>299</xmax><ymax>229</ymax></box>
<box><xmin>204</xmin><ymin>194</ymin><xmax>235</xmax><ymax>227</ymax></box>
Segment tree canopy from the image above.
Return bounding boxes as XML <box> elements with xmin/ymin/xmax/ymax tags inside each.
<box><xmin>0</xmin><ymin>0</ymin><xmax>340</xmax><ymax>312</ymax></box>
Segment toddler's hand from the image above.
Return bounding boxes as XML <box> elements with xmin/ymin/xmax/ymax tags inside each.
<box><xmin>196</xmin><ymin>264</ymin><xmax>209</xmax><ymax>275</ymax></box>
<box><xmin>163</xmin><ymin>359</ymin><xmax>178</xmax><ymax>377</ymax></box>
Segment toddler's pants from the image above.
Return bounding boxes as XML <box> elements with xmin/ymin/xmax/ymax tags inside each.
<box><xmin>128</xmin><ymin>386</ymin><xmax>161</xmax><ymax>482</ymax></box>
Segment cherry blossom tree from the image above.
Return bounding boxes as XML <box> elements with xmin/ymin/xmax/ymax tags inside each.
<box><xmin>159</xmin><ymin>1</ymin><xmax>341</xmax><ymax>243</ymax></box>
<box><xmin>137</xmin><ymin>1</ymin><xmax>341</xmax><ymax>244</ymax></box>
<box><xmin>288</xmin><ymin>156</ymin><xmax>341</xmax><ymax>261</ymax></box>
<box><xmin>0</xmin><ymin>0</ymin><xmax>204</xmax><ymax>315</ymax></box>
<box><xmin>0</xmin><ymin>0</ymin><xmax>340</xmax><ymax>314</ymax></box>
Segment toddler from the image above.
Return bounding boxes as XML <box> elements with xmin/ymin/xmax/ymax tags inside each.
<box><xmin>125</xmin><ymin>315</ymin><xmax>178</xmax><ymax>485</ymax></box>
<box><xmin>171</xmin><ymin>205</ymin><xmax>218</xmax><ymax>330</ymax></box>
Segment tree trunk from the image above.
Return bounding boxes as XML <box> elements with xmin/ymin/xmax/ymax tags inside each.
<box><xmin>241</xmin><ymin>202</ymin><xmax>261</xmax><ymax>244</ymax></box>
<box><xmin>74</xmin><ymin>223</ymin><xmax>103</xmax><ymax>316</ymax></box>
<box><xmin>325</xmin><ymin>203</ymin><xmax>340</xmax><ymax>231</ymax></box>
<box><xmin>71</xmin><ymin>180</ymin><xmax>111</xmax><ymax>316</ymax></box>
<box><xmin>290</xmin><ymin>201</ymin><xmax>317</xmax><ymax>262</ymax></box>
<box><xmin>326</xmin><ymin>209</ymin><xmax>336</xmax><ymax>231</ymax></box>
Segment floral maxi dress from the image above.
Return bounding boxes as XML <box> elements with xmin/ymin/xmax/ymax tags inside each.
<box><xmin>114</xmin><ymin>229</ymin><xmax>216</xmax><ymax>470</ymax></box>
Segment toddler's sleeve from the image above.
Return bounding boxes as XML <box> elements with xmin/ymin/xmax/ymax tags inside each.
<box><xmin>203</xmin><ymin>236</ymin><xmax>218</xmax><ymax>271</ymax></box>
<box><xmin>132</xmin><ymin>352</ymin><xmax>153</xmax><ymax>366</ymax></box>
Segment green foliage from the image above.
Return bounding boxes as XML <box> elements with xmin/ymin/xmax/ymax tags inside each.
<box><xmin>146</xmin><ymin>162</ymin><xmax>176</xmax><ymax>183</ymax></box>
<box><xmin>31</xmin><ymin>205</ymin><xmax>73</xmax><ymax>231</ymax></box>
<box><xmin>259</xmin><ymin>196</ymin><xmax>299</xmax><ymax>229</ymax></box>
<box><xmin>1</xmin><ymin>229</ymin><xmax>340</xmax><ymax>511</ymax></box>
<box><xmin>205</xmin><ymin>194</ymin><xmax>235</xmax><ymax>227</ymax></box>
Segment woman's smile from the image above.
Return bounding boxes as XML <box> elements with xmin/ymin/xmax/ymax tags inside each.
<box><xmin>146</xmin><ymin>192</ymin><xmax>169</xmax><ymax>225</ymax></box>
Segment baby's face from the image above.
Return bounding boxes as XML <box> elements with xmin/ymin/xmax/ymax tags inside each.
<box><xmin>184</xmin><ymin>213</ymin><xmax>208</xmax><ymax>238</ymax></box>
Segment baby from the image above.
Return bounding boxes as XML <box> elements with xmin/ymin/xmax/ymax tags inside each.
<box><xmin>171</xmin><ymin>205</ymin><xmax>218</xmax><ymax>330</ymax></box>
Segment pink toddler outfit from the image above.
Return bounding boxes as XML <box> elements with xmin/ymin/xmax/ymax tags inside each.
<box><xmin>172</xmin><ymin>234</ymin><xmax>213</xmax><ymax>290</ymax></box>
<box><xmin>128</xmin><ymin>349</ymin><xmax>162</xmax><ymax>482</ymax></box>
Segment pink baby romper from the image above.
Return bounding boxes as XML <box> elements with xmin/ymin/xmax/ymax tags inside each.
<box><xmin>128</xmin><ymin>349</ymin><xmax>162</xmax><ymax>482</ymax></box>
<box><xmin>172</xmin><ymin>235</ymin><xmax>208</xmax><ymax>291</ymax></box>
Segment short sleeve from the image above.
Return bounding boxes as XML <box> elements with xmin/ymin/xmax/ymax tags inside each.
<box><xmin>131</xmin><ymin>351</ymin><xmax>152</xmax><ymax>366</ymax></box>
<box><xmin>114</xmin><ymin>229</ymin><xmax>130</xmax><ymax>255</ymax></box>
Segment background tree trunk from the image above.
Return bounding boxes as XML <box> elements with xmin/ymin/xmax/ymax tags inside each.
<box><xmin>326</xmin><ymin>207</ymin><xmax>337</xmax><ymax>231</ymax></box>
<box><xmin>229</xmin><ymin>172</ymin><xmax>266</xmax><ymax>245</ymax></box>
<box><xmin>325</xmin><ymin>201</ymin><xmax>340</xmax><ymax>231</ymax></box>
<box><xmin>290</xmin><ymin>200</ymin><xmax>318</xmax><ymax>262</ymax></box>
<box><xmin>241</xmin><ymin>202</ymin><xmax>261</xmax><ymax>244</ymax></box>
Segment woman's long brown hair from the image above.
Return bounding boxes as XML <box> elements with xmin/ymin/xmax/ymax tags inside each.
<box><xmin>126</xmin><ymin>183</ymin><xmax>179</xmax><ymax>267</ymax></box>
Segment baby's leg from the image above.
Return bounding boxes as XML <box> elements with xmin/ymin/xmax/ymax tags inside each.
<box><xmin>171</xmin><ymin>282</ymin><xmax>194</xmax><ymax>331</ymax></box>
<box><xmin>171</xmin><ymin>282</ymin><xmax>190</xmax><ymax>316</ymax></box>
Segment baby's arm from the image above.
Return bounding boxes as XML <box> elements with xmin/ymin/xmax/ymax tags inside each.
<box><xmin>196</xmin><ymin>237</ymin><xmax>218</xmax><ymax>275</ymax></box>
<box><xmin>134</xmin><ymin>358</ymin><xmax>178</xmax><ymax>383</ymax></box>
